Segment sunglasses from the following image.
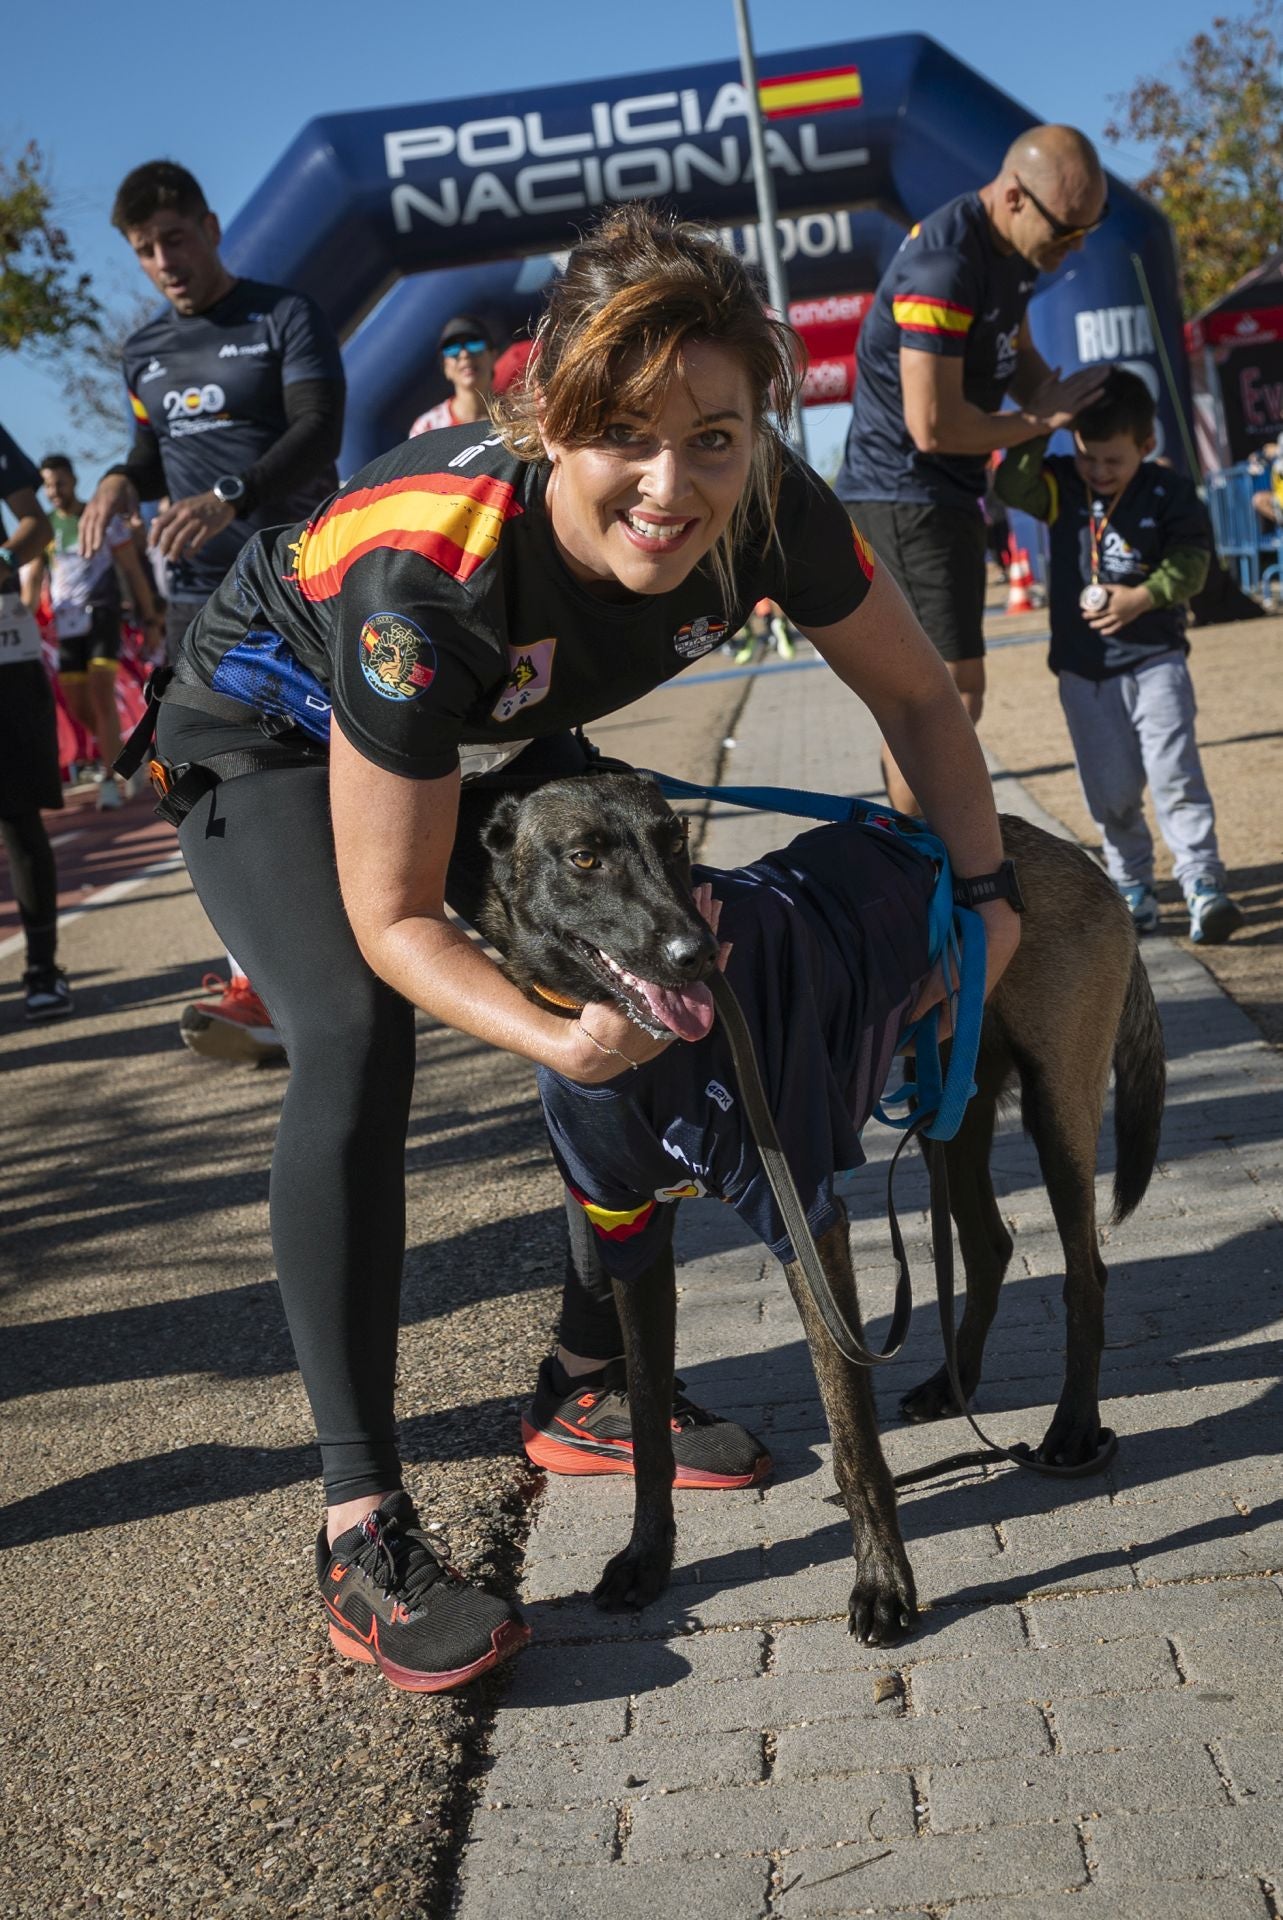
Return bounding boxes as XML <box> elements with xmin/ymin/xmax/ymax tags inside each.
<box><xmin>442</xmin><ymin>338</ymin><xmax>489</xmax><ymax>359</ymax></box>
<box><xmin>1014</xmin><ymin>176</ymin><xmax>1109</xmax><ymax>245</ymax></box>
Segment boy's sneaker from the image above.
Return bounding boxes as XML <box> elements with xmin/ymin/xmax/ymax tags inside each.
<box><xmin>23</xmin><ymin>966</ymin><xmax>73</xmax><ymax>1022</ymax></box>
<box><xmin>522</xmin><ymin>1356</ymin><xmax>772</xmax><ymax>1488</ymax></box>
<box><xmin>318</xmin><ymin>1493</ymin><xmax>529</xmax><ymax>1693</ymax></box>
<box><xmin>1119</xmin><ymin>883</ymin><xmax>1160</xmax><ymax>935</ymax></box>
<box><xmin>1186</xmin><ymin>877</ymin><xmax>1244</xmax><ymax>945</ymax></box>
<box><xmin>95</xmin><ymin>777</ymin><xmax>124</xmax><ymax>811</ymax></box>
<box><xmin>179</xmin><ymin>972</ymin><xmax>286</xmax><ymax>1065</ymax></box>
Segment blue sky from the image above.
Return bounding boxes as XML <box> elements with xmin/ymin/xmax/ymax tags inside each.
<box><xmin>1</xmin><ymin>0</ymin><xmax>1211</xmax><ymax>484</ymax></box>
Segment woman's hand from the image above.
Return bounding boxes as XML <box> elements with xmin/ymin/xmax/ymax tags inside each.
<box><xmin>910</xmin><ymin>898</ymin><xmax>1021</xmax><ymax>1039</ymax></box>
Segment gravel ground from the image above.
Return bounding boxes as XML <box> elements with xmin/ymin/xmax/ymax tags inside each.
<box><xmin>0</xmin><ymin>667</ymin><xmax>743</xmax><ymax>1920</ymax></box>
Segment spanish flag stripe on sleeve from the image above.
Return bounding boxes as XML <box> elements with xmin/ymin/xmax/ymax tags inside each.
<box><xmin>289</xmin><ymin>471</ymin><xmax>522</xmax><ymax>602</ymax></box>
<box><xmin>852</xmin><ymin>525</ymin><xmax>876</xmax><ymax>583</ymax></box>
<box><xmin>1044</xmin><ymin>468</ymin><xmax>1060</xmax><ymax>527</ymax></box>
<box><xmin>567</xmin><ymin>1183</ymin><xmax>657</xmax><ymax>1242</ymax></box>
<box><xmin>128</xmin><ymin>390</ymin><xmax>149</xmax><ymax>423</ymax></box>
<box><xmin>892</xmin><ymin>297</ymin><xmax>975</xmax><ymax>338</ymax></box>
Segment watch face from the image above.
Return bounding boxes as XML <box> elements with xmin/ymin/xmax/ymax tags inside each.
<box><xmin>215</xmin><ymin>477</ymin><xmax>246</xmax><ymax>505</ymax></box>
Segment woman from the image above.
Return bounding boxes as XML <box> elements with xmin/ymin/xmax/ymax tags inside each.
<box><xmin>152</xmin><ymin>205</ymin><xmax>1020</xmax><ymax>1693</ymax></box>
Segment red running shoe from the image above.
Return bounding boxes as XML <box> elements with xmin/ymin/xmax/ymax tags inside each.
<box><xmin>179</xmin><ymin>972</ymin><xmax>285</xmax><ymax>1066</ymax></box>
<box><xmin>522</xmin><ymin>1357</ymin><xmax>772</xmax><ymax>1489</ymax></box>
<box><xmin>318</xmin><ymin>1494</ymin><xmax>529</xmax><ymax>1694</ymax></box>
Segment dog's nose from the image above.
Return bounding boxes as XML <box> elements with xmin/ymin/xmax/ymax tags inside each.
<box><xmin>663</xmin><ymin>930</ymin><xmax>714</xmax><ymax>978</ymax></box>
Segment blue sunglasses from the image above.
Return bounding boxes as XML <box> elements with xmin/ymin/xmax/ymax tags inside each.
<box><xmin>442</xmin><ymin>338</ymin><xmax>489</xmax><ymax>359</ymax></box>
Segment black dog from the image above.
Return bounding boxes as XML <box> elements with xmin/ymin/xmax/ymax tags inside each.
<box><xmin>478</xmin><ymin>773</ymin><xmax>1166</xmax><ymax>1643</ymax></box>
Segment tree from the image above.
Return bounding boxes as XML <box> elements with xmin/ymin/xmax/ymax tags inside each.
<box><xmin>1106</xmin><ymin>3</ymin><xmax>1283</xmax><ymax>317</ymax></box>
<box><xmin>63</xmin><ymin>289</ymin><xmax>161</xmax><ymax>447</ymax></box>
<box><xmin>0</xmin><ymin>141</ymin><xmax>100</xmax><ymax>353</ymax></box>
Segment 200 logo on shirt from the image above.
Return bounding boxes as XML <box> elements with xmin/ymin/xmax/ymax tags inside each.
<box><xmin>162</xmin><ymin>384</ymin><xmax>227</xmax><ymax>423</ymax></box>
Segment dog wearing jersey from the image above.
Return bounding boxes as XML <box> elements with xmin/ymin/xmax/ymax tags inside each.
<box><xmin>478</xmin><ymin>772</ymin><xmax>1165</xmax><ymax>1644</ymax></box>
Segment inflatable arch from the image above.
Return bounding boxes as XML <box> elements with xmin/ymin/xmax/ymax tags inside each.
<box><xmin>221</xmin><ymin>33</ymin><xmax>1190</xmax><ymax>474</ymax></box>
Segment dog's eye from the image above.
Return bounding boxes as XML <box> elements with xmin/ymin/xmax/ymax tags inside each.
<box><xmin>569</xmin><ymin>849</ymin><xmax>598</xmax><ymax>870</ymax></box>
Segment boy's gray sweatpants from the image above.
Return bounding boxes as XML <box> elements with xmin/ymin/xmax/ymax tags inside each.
<box><xmin>1057</xmin><ymin>652</ymin><xmax>1225</xmax><ymax>893</ymax></box>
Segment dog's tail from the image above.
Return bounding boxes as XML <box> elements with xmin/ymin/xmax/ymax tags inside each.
<box><xmin>1110</xmin><ymin>947</ymin><xmax>1166</xmax><ymax>1224</ymax></box>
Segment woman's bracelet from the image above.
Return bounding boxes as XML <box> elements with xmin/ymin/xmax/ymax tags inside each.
<box><xmin>575</xmin><ymin>1020</ymin><xmax>638</xmax><ymax>1071</ymax></box>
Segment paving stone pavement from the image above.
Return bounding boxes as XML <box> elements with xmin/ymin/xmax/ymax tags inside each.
<box><xmin>453</xmin><ymin>655</ymin><xmax>1283</xmax><ymax>1920</ymax></box>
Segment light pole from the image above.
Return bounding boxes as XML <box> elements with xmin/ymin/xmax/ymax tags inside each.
<box><xmin>731</xmin><ymin>0</ymin><xmax>805</xmax><ymax>450</ymax></box>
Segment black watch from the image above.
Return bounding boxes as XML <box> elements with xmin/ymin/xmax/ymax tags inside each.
<box><xmin>953</xmin><ymin>858</ymin><xmax>1025</xmax><ymax>913</ymax></box>
<box><xmin>212</xmin><ymin>474</ymin><xmax>248</xmax><ymax>507</ymax></box>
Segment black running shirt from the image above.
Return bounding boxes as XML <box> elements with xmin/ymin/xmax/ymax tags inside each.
<box><xmin>0</xmin><ymin>422</ymin><xmax>39</xmax><ymax>507</ymax></box>
<box><xmin>121</xmin><ymin>279</ymin><xmax>342</xmax><ymax>600</ymax></box>
<box><xmin>537</xmin><ymin>823</ymin><xmax>933</xmax><ymax>1282</ymax></box>
<box><xmin>183</xmin><ymin>428</ymin><xmax>877</xmax><ymax>777</ymax></box>
<box><xmin>838</xmin><ymin>194</ymin><xmax>1037</xmax><ymax>510</ymax></box>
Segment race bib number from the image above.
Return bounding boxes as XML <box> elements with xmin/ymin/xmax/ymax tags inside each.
<box><xmin>0</xmin><ymin>593</ymin><xmax>43</xmax><ymax>664</ymax></box>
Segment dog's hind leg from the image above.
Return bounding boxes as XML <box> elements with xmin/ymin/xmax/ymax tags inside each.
<box><xmin>1021</xmin><ymin>1058</ymin><xmax>1112</xmax><ymax>1467</ymax></box>
<box><xmin>592</xmin><ymin>1251</ymin><xmax>678</xmax><ymax>1611</ymax></box>
<box><xmin>784</xmin><ymin>1212</ymin><xmax>917</xmax><ymax>1643</ymax></box>
<box><xmin>900</xmin><ymin>1069</ymin><xmax>1015</xmax><ymax>1426</ymax></box>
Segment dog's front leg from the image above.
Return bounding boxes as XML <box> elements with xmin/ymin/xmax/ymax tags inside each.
<box><xmin>785</xmin><ymin>1215</ymin><xmax>917</xmax><ymax>1644</ymax></box>
<box><xmin>592</xmin><ymin>1249</ymin><xmax>678</xmax><ymax>1611</ymax></box>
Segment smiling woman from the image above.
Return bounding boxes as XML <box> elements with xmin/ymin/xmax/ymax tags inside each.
<box><xmin>134</xmin><ymin>201</ymin><xmax>1019</xmax><ymax>1697</ymax></box>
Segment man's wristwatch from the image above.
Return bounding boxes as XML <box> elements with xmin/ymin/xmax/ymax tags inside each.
<box><xmin>953</xmin><ymin>859</ymin><xmax>1025</xmax><ymax>913</ymax></box>
<box><xmin>212</xmin><ymin>475</ymin><xmax>249</xmax><ymax>508</ymax></box>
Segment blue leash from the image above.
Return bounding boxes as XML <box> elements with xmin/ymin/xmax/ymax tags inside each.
<box><xmin>646</xmin><ymin>772</ymin><xmax>985</xmax><ymax>1145</ymax></box>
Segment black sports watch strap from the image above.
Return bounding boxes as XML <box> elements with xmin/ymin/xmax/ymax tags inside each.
<box><xmin>952</xmin><ymin>858</ymin><xmax>1025</xmax><ymax>913</ymax></box>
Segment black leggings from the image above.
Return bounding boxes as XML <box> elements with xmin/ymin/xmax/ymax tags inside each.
<box><xmin>1</xmin><ymin>810</ymin><xmax>58</xmax><ymax>971</ymax></box>
<box><xmin>161</xmin><ymin>718</ymin><xmax>622</xmax><ymax>1502</ymax></box>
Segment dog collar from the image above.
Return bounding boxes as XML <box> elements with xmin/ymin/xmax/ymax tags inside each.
<box><xmin>531</xmin><ymin>981</ymin><xmax>586</xmax><ymax>1013</ymax></box>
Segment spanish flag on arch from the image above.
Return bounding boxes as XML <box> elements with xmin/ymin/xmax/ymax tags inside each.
<box><xmin>758</xmin><ymin>66</ymin><xmax>863</xmax><ymax>120</ymax></box>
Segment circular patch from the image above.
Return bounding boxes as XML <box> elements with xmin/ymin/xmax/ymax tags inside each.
<box><xmin>358</xmin><ymin>611</ymin><xmax>437</xmax><ymax>702</ymax></box>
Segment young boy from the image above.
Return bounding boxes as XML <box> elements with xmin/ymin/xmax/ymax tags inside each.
<box><xmin>996</xmin><ymin>367</ymin><xmax>1242</xmax><ymax>944</ymax></box>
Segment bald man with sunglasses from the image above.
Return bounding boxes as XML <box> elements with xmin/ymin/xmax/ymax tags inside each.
<box><xmin>838</xmin><ymin>126</ymin><xmax>1109</xmax><ymax>814</ymax></box>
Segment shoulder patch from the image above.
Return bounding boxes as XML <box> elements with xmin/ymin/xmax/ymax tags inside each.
<box><xmin>358</xmin><ymin>612</ymin><xmax>437</xmax><ymax>701</ymax></box>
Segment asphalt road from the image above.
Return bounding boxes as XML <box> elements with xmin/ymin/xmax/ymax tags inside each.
<box><xmin>0</xmin><ymin>662</ymin><xmax>747</xmax><ymax>1919</ymax></box>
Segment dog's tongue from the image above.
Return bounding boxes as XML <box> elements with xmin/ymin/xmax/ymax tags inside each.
<box><xmin>635</xmin><ymin>976</ymin><xmax>715</xmax><ymax>1042</ymax></box>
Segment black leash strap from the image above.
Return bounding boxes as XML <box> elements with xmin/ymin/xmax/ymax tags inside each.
<box><xmin>709</xmin><ymin>971</ymin><xmax>911</xmax><ymax>1368</ymax></box>
<box><xmin>707</xmin><ymin>971</ymin><xmax>1117</xmax><ymax>1485</ymax></box>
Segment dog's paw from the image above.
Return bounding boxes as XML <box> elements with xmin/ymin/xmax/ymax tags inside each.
<box><xmin>1036</xmin><ymin>1406</ymin><xmax>1106</xmax><ymax>1469</ymax></box>
<box><xmin>847</xmin><ymin>1553</ymin><xmax>918</xmax><ymax>1646</ymax></box>
<box><xmin>899</xmin><ymin>1366</ymin><xmax>967</xmax><ymax>1425</ymax></box>
<box><xmin>592</xmin><ymin>1542</ymin><xmax>673</xmax><ymax>1613</ymax></box>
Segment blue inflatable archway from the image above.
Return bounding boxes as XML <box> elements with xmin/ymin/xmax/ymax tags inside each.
<box><xmin>220</xmin><ymin>33</ymin><xmax>1189</xmax><ymax>473</ymax></box>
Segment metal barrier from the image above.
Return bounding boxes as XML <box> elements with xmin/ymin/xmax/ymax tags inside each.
<box><xmin>1204</xmin><ymin>462</ymin><xmax>1283</xmax><ymax>598</ymax></box>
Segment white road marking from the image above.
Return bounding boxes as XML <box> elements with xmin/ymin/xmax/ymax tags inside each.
<box><xmin>48</xmin><ymin>831</ymin><xmax>86</xmax><ymax>849</ymax></box>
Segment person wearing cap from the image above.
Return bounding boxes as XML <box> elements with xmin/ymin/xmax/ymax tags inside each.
<box><xmin>409</xmin><ymin>317</ymin><xmax>497</xmax><ymax>437</ymax></box>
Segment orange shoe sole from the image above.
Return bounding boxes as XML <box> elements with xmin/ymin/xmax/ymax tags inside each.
<box><xmin>521</xmin><ymin>1418</ymin><xmax>771</xmax><ymax>1489</ymax></box>
<box><xmin>327</xmin><ymin>1615</ymin><xmax>530</xmax><ymax>1692</ymax></box>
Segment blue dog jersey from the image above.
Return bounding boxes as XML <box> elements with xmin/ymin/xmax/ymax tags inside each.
<box><xmin>537</xmin><ymin>823</ymin><xmax>935</xmax><ymax>1282</ymax></box>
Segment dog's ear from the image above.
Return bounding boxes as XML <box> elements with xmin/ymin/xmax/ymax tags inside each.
<box><xmin>480</xmin><ymin>793</ymin><xmax>522</xmax><ymax>861</ymax></box>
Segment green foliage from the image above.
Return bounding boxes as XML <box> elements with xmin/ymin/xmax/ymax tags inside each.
<box><xmin>1106</xmin><ymin>3</ymin><xmax>1283</xmax><ymax>316</ymax></box>
<box><xmin>0</xmin><ymin>142</ymin><xmax>100</xmax><ymax>354</ymax></box>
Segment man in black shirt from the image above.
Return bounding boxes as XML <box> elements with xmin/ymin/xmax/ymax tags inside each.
<box><xmin>838</xmin><ymin>125</ymin><xmax>1109</xmax><ymax>813</ymax></box>
<box><xmin>79</xmin><ymin>161</ymin><xmax>346</xmax><ymax>1062</ymax></box>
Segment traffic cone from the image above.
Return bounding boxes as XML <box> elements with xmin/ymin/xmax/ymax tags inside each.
<box><xmin>1005</xmin><ymin>547</ymin><xmax>1035</xmax><ymax>615</ymax></box>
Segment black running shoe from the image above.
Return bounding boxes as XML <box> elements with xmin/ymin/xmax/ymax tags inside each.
<box><xmin>23</xmin><ymin>966</ymin><xmax>73</xmax><ymax>1022</ymax></box>
<box><xmin>317</xmin><ymin>1492</ymin><xmax>529</xmax><ymax>1693</ymax></box>
<box><xmin>522</xmin><ymin>1357</ymin><xmax>772</xmax><ymax>1488</ymax></box>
